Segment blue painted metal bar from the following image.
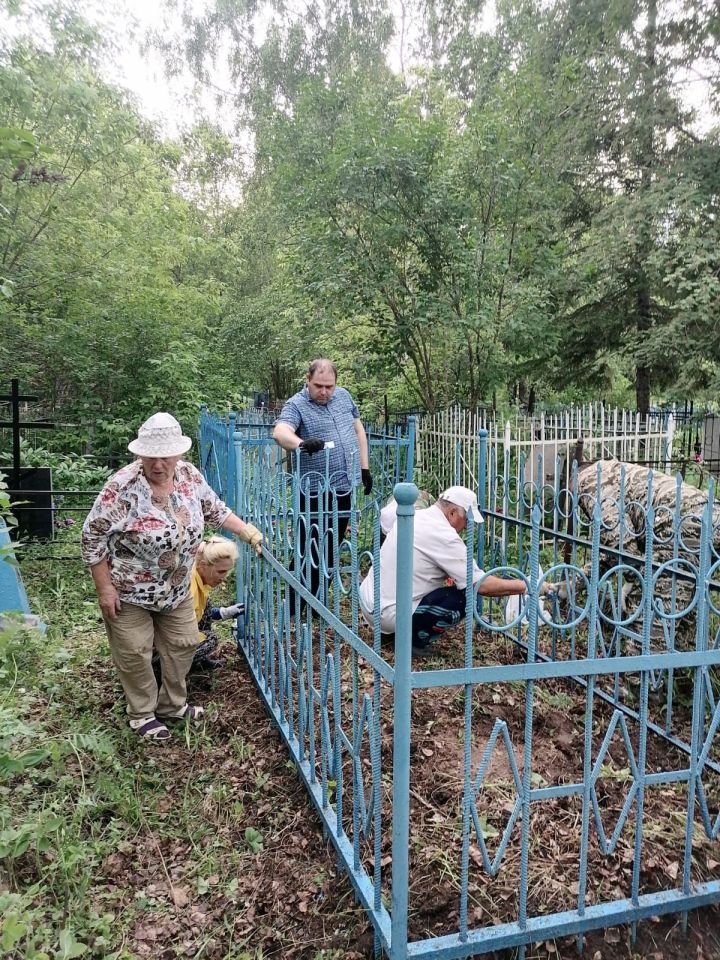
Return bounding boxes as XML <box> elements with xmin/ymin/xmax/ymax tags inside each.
<box><xmin>240</xmin><ymin>623</ymin><xmax>393</xmax><ymax>953</ymax></box>
<box><xmin>490</xmin><ymin>631</ymin><xmax>720</xmax><ymax>776</ymax></box>
<box><xmin>262</xmin><ymin>549</ymin><xmax>395</xmax><ymax>682</ymax></box>
<box><xmin>459</xmin><ymin>507</ymin><xmax>477</xmax><ymax>943</ymax></box>
<box><xmin>390</xmin><ymin>481</ymin><xmax>418</xmax><ymax>959</ymax></box>
<box><xmin>404</xmin><ymin>882</ymin><xmax>720</xmax><ymax>959</ymax></box>
<box><xmin>682</xmin><ymin>481</ymin><xmax>714</xmax><ymax>933</ymax></box>
<box><xmin>517</xmin><ymin>505</ymin><xmax>541</xmax><ymax>957</ymax></box>
<box><xmin>629</xmin><ymin>473</ymin><xmax>655</xmax><ymax>942</ymax></box>
<box><xmin>409</xmin><ymin>648</ymin><xmax>720</xmax><ymax>688</ymax></box>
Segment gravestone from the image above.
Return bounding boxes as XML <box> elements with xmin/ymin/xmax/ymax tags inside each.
<box><xmin>2</xmin><ymin>467</ymin><xmax>54</xmax><ymax>540</ymax></box>
<box><xmin>702</xmin><ymin>413</ymin><xmax>720</xmax><ymax>480</ymax></box>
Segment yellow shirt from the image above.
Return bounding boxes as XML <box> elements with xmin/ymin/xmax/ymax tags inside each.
<box><xmin>190</xmin><ymin>566</ymin><xmax>212</xmax><ymax>642</ymax></box>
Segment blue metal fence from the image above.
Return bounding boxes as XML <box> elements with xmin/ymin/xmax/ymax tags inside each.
<box><xmin>200</xmin><ymin>411</ymin><xmax>720</xmax><ymax>958</ymax></box>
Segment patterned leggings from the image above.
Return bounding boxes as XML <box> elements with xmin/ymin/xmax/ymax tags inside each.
<box><xmin>412</xmin><ymin>586</ymin><xmax>467</xmax><ymax>647</ymax></box>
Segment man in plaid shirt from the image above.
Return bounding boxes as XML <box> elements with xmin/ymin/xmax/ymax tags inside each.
<box><xmin>273</xmin><ymin>359</ymin><xmax>372</xmax><ymax>610</ymax></box>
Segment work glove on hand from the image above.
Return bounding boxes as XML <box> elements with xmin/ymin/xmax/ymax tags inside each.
<box><xmin>299</xmin><ymin>438</ymin><xmax>325</xmax><ymax>454</ymax></box>
<box><xmin>239</xmin><ymin>522</ymin><xmax>264</xmax><ymax>554</ymax></box>
<box><xmin>361</xmin><ymin>469</ymin><xmax>373</xmax><ymax>496</ymax></box>
<box><xmin>539</xmin><ymin>582</ymin><xmax>558</xmax><ymax>597</ymax></box>
<box><xmin>213</xmin><ymin>602</ymin><xmax>245</xmax><ymax>621</ymax></box>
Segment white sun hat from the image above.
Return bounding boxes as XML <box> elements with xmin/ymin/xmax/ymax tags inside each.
<box><xmin>439</xmin><ymin>485</ymin><xmax>483</xmax><ymax>523</ymax></box>
<box><xmin>128</xmin><ymin>412</ymin><xmax>192</xmax><ymax>458</ymax></box>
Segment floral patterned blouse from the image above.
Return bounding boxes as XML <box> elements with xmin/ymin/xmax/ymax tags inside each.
<box><xmin>81</xmin><ymin>460</ymin><xmax>230</xmax><ymax>611</ymax></box>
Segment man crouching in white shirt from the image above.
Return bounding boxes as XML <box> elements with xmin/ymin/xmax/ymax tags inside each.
<box><xmin>359</xmin><ymin>486</ymin><xmax>529</xmax><ymax>658</ymax></box>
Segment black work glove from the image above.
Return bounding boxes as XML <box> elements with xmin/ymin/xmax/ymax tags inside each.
<box><xmin>299</xmin><ymin>438</ymin><xmax>325</xmax><ymax>454</ymax></box>
<box><xmin>361</xmin><ymin>469</ymin><xmax>373</xmax><ymax>496</ymax></box>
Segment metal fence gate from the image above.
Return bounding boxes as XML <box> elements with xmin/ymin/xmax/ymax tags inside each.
<box><xmin>200</xmin><ymin>411</ymin><xmax>720</xmax><ymax>959</ymax></box>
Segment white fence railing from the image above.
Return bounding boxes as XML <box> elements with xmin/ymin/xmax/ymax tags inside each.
<box><xmin>415</xmin><ymin>403</ymin><xmax>675</xmax><ymax>496</ymax></box>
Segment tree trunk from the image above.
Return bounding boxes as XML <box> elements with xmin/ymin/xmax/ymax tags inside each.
<box><xmin>527</xmin><ymin>384</ymin><xmax>536</xmax><ymax>415</ymax></box>
<box><xmin>636</xmin><ymin>360</ymin><xmax>651</xmax><ymax>415</ymax></box>
<box><xmin>636</xmin><ymin>280</ymin><xmax>652</xmax><ymax>414</ymax></box>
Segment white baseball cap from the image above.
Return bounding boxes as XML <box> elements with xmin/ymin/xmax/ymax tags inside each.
<box><xmin>440</xmin><ymin>485</ymin><xmax>483</xmax><ymax>523</ymax></box>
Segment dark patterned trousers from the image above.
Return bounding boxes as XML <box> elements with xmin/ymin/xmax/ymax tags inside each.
<box><xmin>412</xmin><ymin>585</ymin><xmax>467</xmax><ymax>648</ymax></box>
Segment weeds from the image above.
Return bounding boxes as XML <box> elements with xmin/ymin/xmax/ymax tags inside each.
<box><xmin>0</xmin><ymin>544</ymin><xmax>325</xmax><ymax>960</ymax></box>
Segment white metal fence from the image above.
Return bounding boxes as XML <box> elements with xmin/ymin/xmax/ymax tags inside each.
<box><xmin>415</xmin><ymin>403</ymin><xmax>676</xmax><ymax>498</ymax></box>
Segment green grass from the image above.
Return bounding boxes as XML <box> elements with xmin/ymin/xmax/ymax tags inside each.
<box><xmin>0</xmin><ymin>541</ymin><xmax>263</xmax><ymax>960</ymax></box>
<box><xmin>6</xmin><ymin>529</ymin><xmax>720</xmax><ymax>960</ymax></box>
<box><xmin>0</xmin><ymin>554</ymin><xmax>145</xmax><ymax>958</ymax></box>
<box><xmin>3</xmin><ymin>535</ymin><xmax>373</xmax><ymax>960</ymax></box>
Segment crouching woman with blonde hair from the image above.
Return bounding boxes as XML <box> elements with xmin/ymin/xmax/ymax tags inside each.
<box><xmin>190</xmin><ymin>536</ymin><xmax>244</xmax><ymax>670</ymax></box>
<box><xmin>151</xmin><ymin>535</ymin><xmax>243</xmax><ymax>682</ymax></box>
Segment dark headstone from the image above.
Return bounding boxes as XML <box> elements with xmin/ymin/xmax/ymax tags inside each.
<box><xmin>2</xmin><ymin>467</ymin><xmax>53</xmax><ymax>540</ymax></box>
<box><xmin>703</xmin><ymin>414</ymin><xmax>720</xmax><ymax>480</ymax></box>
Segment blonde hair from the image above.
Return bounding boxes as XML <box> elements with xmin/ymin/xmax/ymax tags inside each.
<box><xmin>196</xmin><ymin>536</ymin><xmax>238</xmax><ymax>566</ymax></box>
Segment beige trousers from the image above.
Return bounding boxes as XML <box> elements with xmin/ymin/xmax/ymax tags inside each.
<box><xmin>103</xmin><ymin>596</ymin><xmax>199</xmax><ymax>721</ymax></box>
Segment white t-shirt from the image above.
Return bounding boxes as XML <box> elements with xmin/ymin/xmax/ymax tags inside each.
<box><xmin>379</xmin><ymin>493</ymin><xmax>434</xmax><ymax>535</ymax></box>
<box><xmin>359</xmin><ymin>504</ymin><xmax>483</xmax><ymax>633</ymax></box>
<box><xmin>380</xmin><ymin>498</ymin><xmax>398</xmax><ymax>535</ymax></box>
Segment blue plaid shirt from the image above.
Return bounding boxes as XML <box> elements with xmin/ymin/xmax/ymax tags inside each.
<box><xmin>276</xmin><ymin>385</ymin><xmax>362</xmax><ymax>493</ymax></box>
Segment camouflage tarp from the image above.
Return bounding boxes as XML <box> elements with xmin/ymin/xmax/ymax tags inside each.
<box><xmin>572</xmin><ymin>459</ymin><xmax>720</xmax><ymax>635</ymax></box>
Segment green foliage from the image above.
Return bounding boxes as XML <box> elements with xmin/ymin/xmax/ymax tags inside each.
<box><xmin>0</xmin><ymin>470</ymin><xmax>18</xmax><ymax>569</ymax></box>
<box><xmin>0</xmin><ymin>471</ymin><xmax>15</xmax><ymax>525</ymax></box>
<box><xmin>0</xmin><ymin>5</ymin><xmax>260</xmax><ymax>450</ymax></box>
<box><xmin>2</xmin><ymin>0</ymin><xmax>720</xmax><ymax>433</ymax></box>
<box><xmin>244</xmin><ymin>826</ymin><xmax>264</xmax><ymax>853</ymax></box>
<box><xmin>0</xmin><ymin>547</ymin><xmax>287</xmax><ymax>959</ymax></box>
<box><xmin>5</xmin><ymin>446</ymin><xmax>111</xmax><ymax>490</ymax></box>
<box><xmin>159</xmin><ymin>0</ymin><xmax>718</xmax><ymax>414</ymax></box>
<box><xmin>0</xmin><ymin>126</ymin><xmax>35</xmax><ymax>161</ymax></box>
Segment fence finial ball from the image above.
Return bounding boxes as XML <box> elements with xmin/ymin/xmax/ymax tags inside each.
<box><xmin>393</xmin><ymin>481</ymin><xmax>419</xmax><ymax>509</ymax></box>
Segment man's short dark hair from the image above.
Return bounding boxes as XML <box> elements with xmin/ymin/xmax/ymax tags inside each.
<box><xmin>307</xmin><ymin>358</ymin><xmax>338</xmax><ymax>380</ymax></box>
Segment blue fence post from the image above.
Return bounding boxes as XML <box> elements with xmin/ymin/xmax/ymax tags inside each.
<box><xmin>681</xmin><ymin>479</ymin><xmax>713</xmax><ymax>934</ymax></box>
<box><xmin>576</xmin><ymin>471</ymin><xmax>602</xmax><ymax>947</ymax></box>
<box><xmin>234</xmin><ymin>431</ymin><xmax>245</xmax><ymax>645</ymax></box>
<box><xmin>390</xmin><ymin>481</ymin><xmax>418</xmax><ymax>960</ymax></box>
<box><xmin>406</xmin><ymin>416</ymin><xmax>416</xmax><ymax>482</ymax></box>
<box><xmin>198</xmin><ymin>403</ymin><xmax>208</xmax><ymax>472</ymax></box>
<box><xmin>478</xmin><ymin>428</ymin><xmax>488</xmax><ymax>573</ymax></box>
<box><xmin>517</xmin><ymin>504</ymin><xmax>541</xmax><ymax>960</ymax></box>
<box><xmin>228</xmin><ymin>412</ymin><xmax>237</xmax><ymax>514</ymax></box>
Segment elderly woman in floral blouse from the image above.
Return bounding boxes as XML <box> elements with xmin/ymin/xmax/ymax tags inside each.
<box><xmin>82</xmin><ymin>412</ymin><xmax>263</xmax><ymax>741</ymax></box>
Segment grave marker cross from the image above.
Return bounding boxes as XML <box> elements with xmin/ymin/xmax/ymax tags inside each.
<box><xmin>0</xmin><ymin>378</ymin><xmax>54</xmax><ymax>486</ymax></box>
